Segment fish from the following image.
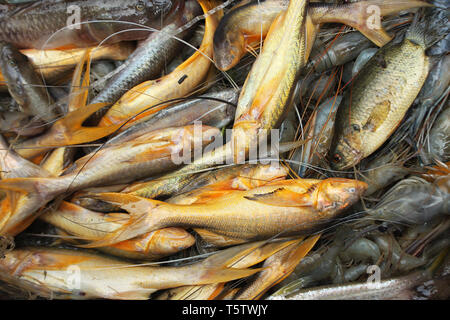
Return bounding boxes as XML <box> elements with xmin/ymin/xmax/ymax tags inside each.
<box><xmin>213</xmin><ymin>0</ymin><xmax>430</xmax><ymax>71</ymax></box>
<box><xmin>0</xmin><ymin>42</ymin><xmax>134</xmax><ymax>91</ymax></box>
<box><xmin>0</xmin><ymin>125</ymin><xmax>219</xmax><ymax>235</ymax></box>
<box><xmin>329</xmin><ymin>17</ymin><xmax>432</xmax><ymax>170</ymax></box>
<box><xmin>105</xmin><ymin>88</ymin><xmax>239</xmax><ymax>146</ymax></box>
<box><xmin>268</xmin><ymin>270</ymin><xmax>433</xmax><ymax>300</ymax></box>
<box><xmin>80</xmin><ymin>177</ymin><xmax>367</xmax><ymax>247</ymax></box>
<box><xmin>0</xmin><ymin>41</ymin><xmax>58</xmax><ymax>122</ymax></box>
<box><xmin>97</xmin><ymin>0</ymin><xmax>222</xmax><ymax>127</ymax></box>
<box><xmin>0</xmin><ymin>246</ymin><xmax>261</xmax><ymax>299</ymax></box>
<box><xmin>40</xmin><ymin>201</ymin><xmax>195</xmax><ymax>261</ymax></box>
<box><xmin>0</xmin><ymin>0</ymin><xmax>178</xmax><ymax>49</ymax></box>
<box><xmin>90</xmin><ymin>0</ymin><xmax>201</xmax><ymax>108</ymax></box>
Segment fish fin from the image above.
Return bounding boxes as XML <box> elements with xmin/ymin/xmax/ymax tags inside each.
<box><xmin>109</xmin><ymin>289</ymin><xmax>155</xmax><ymax>300</ymax></box>
<box><xmin>124</xmin><ymin>142</ymin><xmax>174</xmax><ymax>163</ymax></box>
<box><xmin>244</xmin><ymin>188</ymin><xmax>312</xmax><ymax>207</ymax></box>
<box><xmin>86</xmin><ymin>192</ymin><xmax>163</xmax><ymax>215</ymax></box>
<box><xmin>202</xmin><ymin>241</ymin><xmax>270</xmax><ymax>268</ymax></box>
<box><xmin>192</xmin><ymin>190</ymin><xmax>236</xmax><ymax>204</ymax></box>
<box><xmin>78</xmin><ymin>193</ymin><xmax>164</xmax><ymax>248</ymax></box>
<box><xmin>246</xmin><ymin>235</ymin><xmax>320</xmax><ymax>300</ymax></box>
<box><xmin>104</xmin><ymin>212</ymin><xmax>130</xmax><ymax>222</ymax></box>
<box><xmin>362</xmin><ymin>100</ymin><xmax>391</xmax><ymax>132</ymax></box>
<box><xmin>310</xmin><ymin>0</ymin><xmax>432</xmax><ymax>47</ymax></box>
<box><xmin>304</xmin><ymin>15</ymin><xmax>320</xmax><ymax>63</ymax></box>
<box><xmin>196</xmin><ymin>267</ymin><xmax>262</xmax><ymax>286</ymax></box>
<box><xmin>284</xmin><ymin>235</ymin><xmax>321</xmax><ymax>266</ymax></box>
<box><xmin>68</xmin><ymin>49</ymin><xmax>91</xmax><ymax>112</ymax></box>
<box><xmin>47</xmin><ymin>102</ymin><xmax>123</xmax><ymax>146</ymax></box>
<box><xmin>194</xmin><ymin>241</ymin><xmax>265</xmax><ymax>284</ymax></box>
<box><xmin>195</xmin><ymin>228</ymin><xmax>248</xmax><ymax>247</ymax></box>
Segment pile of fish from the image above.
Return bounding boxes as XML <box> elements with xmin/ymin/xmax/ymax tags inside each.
<box><xmin>0</xmin><ymin>0</ymin><xmax>448</xmax><ymax>300</ymax></box>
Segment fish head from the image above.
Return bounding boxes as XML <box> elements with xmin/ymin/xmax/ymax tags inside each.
<box><xmin>315</xmin><ymin>178</ymin><xmax>367</xmax><ymax>214</ymax></box>
<box><xmin>213</xmin><ymin>29</ymin><xmax>245</xmax><ymax>71</ymax></box>
<box><xmin>0</xmin><ymin>42</ymin><xmax>28</xmax><ymax>105</ymax></box>
<box><xmin>329</xmin><ymin>127</ymin><xmax>364</xmax><ymax>170</ymax></box>
<box><xmin>0</xmin><ymin>249</ymin><xmax>48</xmax><ymax>275</ymax></box>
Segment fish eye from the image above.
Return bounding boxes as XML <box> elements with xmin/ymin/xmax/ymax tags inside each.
<box><xmin>348</xmin><ymin>187</ymin><xmax>356</xmax><ymax>193</ymax></box>
<box><xmin>332</xmin><ymin>153</ymin><xmax>342</xmax><ymax>163</ymax></box>
<box><xmin>8</xmin><ymin>60</ymin><xmax>16</xmax><ymax>67</ymax></box>
<box><xmin>136</xmin><ymin>1</ymin><xmax>145</xmax><ymax>11</ymax></box>
<box><xmin>352</xmin><ymin>124</ymin><xmax>360</xmax><ymax>131</ymax></box>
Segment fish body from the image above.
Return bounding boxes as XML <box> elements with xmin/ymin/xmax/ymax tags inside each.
<box><xmin>330</xmin><ymin>26</ymin><xmax>430</xmax><ymax>170</ymax></box>
<box><xmin>84</xmin><ymin>178</ymin><xmax>367</xmax><ymax>246</ymax></box>
<box><xmin>292</xmin><ymin>95</ymin><xmax>342</xmax><ymax>176</ymax></box>
<box><xmin>0</xmin><ymin>41</ymin><xmax>57</xmax><ymax>121</ymax></box>
<box><xmin>0</xmin><ymin>0</ymin><xmax>178</xmax><ymax>49</ymax></box>
<box><xmin>269</xmin><ymin>270</ymin><xmax>431</xmax><ymax>300</ymax></box>
<box><xmin>167</xmin><ymin>163</ymin><xmax>288</xmax><ymax>205</ymax></box>
<box><xmin>0</xmin><ymin>42</ymin><xmax>134</xmax><ymax>90</ymax></box>
<box><xmin>106</xmin><ymin>88</ymin><xmax>239</xmax><ymax>146</ymax></box>
<box><xmin>0</xmin><ymin>246</ymin><xmax>260</xmax><ymax>299</ymax></box>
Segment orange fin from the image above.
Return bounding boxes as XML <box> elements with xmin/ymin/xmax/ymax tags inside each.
<box><xmin>310</xmin><ymin>0</ymin><xmax>432</xmax><ymax>47</ymax></box>
<box><xmin>244</xmin><ymin>188</ymin><xmax>312</xmax><ymax>207</ymax></box>
<box><xmin>237</xmin><ymin>235</ymin><xmax>320</xmax><ymax>300</ymax></box>
<box><xmin>56</xmin><ymin>102</ymin><xmax>123</xmax><ymax>144</ymax></box>
<box><xmin>68</xmin><ymin>49</ymin><xmax>91</xmax><ymax>112</ymax></box>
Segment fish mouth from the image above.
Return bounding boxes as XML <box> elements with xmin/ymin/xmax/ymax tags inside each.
<box><xmin>330</xmin><ymin>139</ymin><xmax>362</xmax><ymax>171</ymax></box>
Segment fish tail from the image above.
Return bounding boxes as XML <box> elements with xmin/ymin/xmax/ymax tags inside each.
<box><xmin>406</xmin><ymin>5</ymin><xmax>448</xmax><ymax>49</ymax></box>
<box><xmin>195</xmin><ymin>266</ymin><xmax>262</xmax><ymax>286</ymax></box>
<box><xmin>67</xmin><ymin>48</ymin><xmax>92</xmax><ymax>112</ymax></box>
<box><xmin>310</xmin><ymin>0</ymin><xmax>432</xmax><ymax>47</ymax></box>
<box><xmin>284</xmin><ymin>235</ymin><xmax>321</xmax><ymax>267</ymax></box>
<box><xmin>78</xmin><ymin>193</ymin><xmax>165</xmax><ymax>248</ymax></box>
<box><xmin>0</xmin><ymin>177</ymin><xmax>64</xmax><ymax>203</ymax></box>
<box><xmin>405</xmin><ymin>10</ymin><xmax>428</xmax><ymax>48</ymax></box>
<box><xmin>193</xmin><ymin>244</ymin><xmax>267</xmax><ymax>285</ymax></box>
